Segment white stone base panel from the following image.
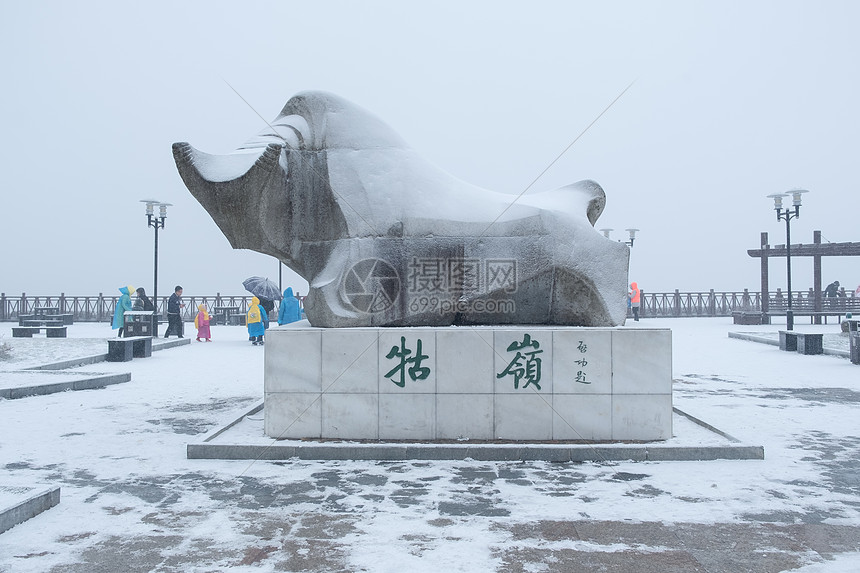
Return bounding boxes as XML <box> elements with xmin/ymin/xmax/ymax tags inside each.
<box><xmin>264</xmin><ymin>326</ymin><xmax>672</xmax><ymax>441</ymax></box>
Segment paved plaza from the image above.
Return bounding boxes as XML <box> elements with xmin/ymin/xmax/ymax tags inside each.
<box><xmin>1</xmin><ymin>319</ymin><xmax>858</xmax><ymax>572</ymax></box>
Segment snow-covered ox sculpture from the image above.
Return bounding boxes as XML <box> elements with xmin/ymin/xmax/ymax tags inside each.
<box><xmin>172</xmin><ymin>91</ymin><xmax>629</xmax><ymax>327</ymax></box>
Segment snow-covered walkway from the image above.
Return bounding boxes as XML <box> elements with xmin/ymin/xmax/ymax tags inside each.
<box><xmin>1</xmin><ymin>318</ymin><xmax>858</xmax><ymax>572</ymax></box>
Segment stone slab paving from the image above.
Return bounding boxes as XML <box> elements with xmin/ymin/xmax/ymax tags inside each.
<box><xmin>9</xmin><ymin>471</ymin><xmax>856</xmax><ymax>572</ymax></box>
<box><xmin>2</xmin><ymin>321</ymin><xmax>858</xmax><ymax>571</ymax></box>
<box><xmin>493</xmin><ymin>520</ymin><xmax>860</xmax><ymax>572</ymax></box>
<box><xmin>188</xmin><ymin>405</ymin><xmax>764</xmax><ymax>462</ymax></box>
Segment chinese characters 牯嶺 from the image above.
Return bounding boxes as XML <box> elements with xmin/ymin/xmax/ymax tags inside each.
<box><xmin>384</xmin><ymin>336</ymin><xmax>431</xmax><ymax>388</ymax></box>
<box><xmin>496</xmin><ymin>333</ymin><xmax>543</xmax><ymax>390</ymax></box>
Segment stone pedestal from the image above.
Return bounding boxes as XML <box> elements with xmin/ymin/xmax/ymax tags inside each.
<box><xmin>107</xmin><ymin>339</ymin><xmax>134</xmax><ymax>362</ymax></box>
<box><xmin>796</xmin><ymin>333</ymin><xmax>823</xmax><ymax>355</ymax></box>
<box><xmin>131</xmin><ymin>336</ymin><xmax>153</xmax><ymax>358</ymax></box>
<box><xmin>850</xmin><ymin>332</ymin><xmax>860</xmax><ymax>365</ymax></box>
<box><xmin>779</xmin><ymin>331</ymin><xmax>798</xmax><ymax>352</ymax></box>
<box><xmin>264</xmin><ymin>325</ymin><xmax>673</xmax><ymax>442</ymax></box>
<box><xmin>732</xmin><ymin>311</ymin><xmax>762</xmax><ymax>325</ymax></box>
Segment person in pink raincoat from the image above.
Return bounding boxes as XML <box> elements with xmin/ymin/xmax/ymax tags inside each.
<box><xmin>194</xmin><ymin>303</ymin><xmax>212</xmax><ymax>342</ymax></box>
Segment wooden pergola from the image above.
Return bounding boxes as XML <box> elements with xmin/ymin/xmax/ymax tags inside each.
<box><xmin>748</xmin><ymin>230</ymin><xmax>860</xmax><ymax>322</ymax></box>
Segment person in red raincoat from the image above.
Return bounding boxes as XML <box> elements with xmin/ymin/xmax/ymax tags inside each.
<box><xmin>629</xmin><ymin>282</ymin><xmax>641</xmax><ymax>322</ymax></box>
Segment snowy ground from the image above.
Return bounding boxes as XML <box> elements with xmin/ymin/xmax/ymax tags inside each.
<box><xmin>1</xmin><ymin>318</ymin><xmax>859</xmax><ymax>572</ymax></box>
<box><xmin>0</xmin><ymin>334</ymin><xmax>108</xmax><ymax>369</ymax></box>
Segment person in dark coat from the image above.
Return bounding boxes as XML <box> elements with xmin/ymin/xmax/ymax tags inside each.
<box><xmin>133</xmin><ymin>287</ymin><xmax>154</xmax><ymax>311</ymax></box>
<box><xmin>164</xmin><ymin>285</ymin><xmax>185</xmax><ymax>338</ymax></box>
<box><xmin>824</xmin><ymin>280</ymin><xmax>840</xmax><ymax>308</ymax></box>
<box><xmin>258</xmin><ymin>296</ymin><xmax>275</xmax><ymax>329</ymax></box>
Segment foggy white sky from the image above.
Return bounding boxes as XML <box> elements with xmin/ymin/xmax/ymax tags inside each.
<box><xmin>1</xmin><ymin>1</ymin><xmax>858</xmax><ymax>298</ymax></box>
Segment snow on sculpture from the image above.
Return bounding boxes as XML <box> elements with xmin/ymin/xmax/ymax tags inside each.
<box><xmin>172</xmin><ymin>91</ymin><xmax>629</xmax><ymax>327</ymax></box>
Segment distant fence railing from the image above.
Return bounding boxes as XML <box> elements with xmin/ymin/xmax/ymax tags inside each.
<box><xmin>0</xmin><ymin>293</ymin><xmax>303</xmax><ymax>323</ymax></box>
<box><xmin>636</xmin><ymin>289</ymin><xmax>860</xmax><ymax>318</ymax></box>
<box><xmin>1</xmin><ymin>290</ymin><xmax>857</xmax><ymax>323</ymax></box>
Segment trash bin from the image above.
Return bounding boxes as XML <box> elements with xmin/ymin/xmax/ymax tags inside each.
<box><xmin>124</xmin><ymin>311</ymin><xmax>154</xmax><ymax>337</ymax></box>
<box><xmin>850</xmin><ymin>332</ymin><xmax>860</xmax><ymax>365</ymax></box>
<box><xmin>732</xmin><ymin>311</ymin><xmax>762</xmax><ymax>325</ymax></box>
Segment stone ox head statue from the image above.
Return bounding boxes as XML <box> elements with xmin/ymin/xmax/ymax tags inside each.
<box><xmin>173</xmin><ymin>91</ymin><xmax>629</xmax><ymax>327</ymax></box>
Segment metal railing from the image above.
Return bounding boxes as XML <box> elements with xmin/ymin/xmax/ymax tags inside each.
<box><xmin>638</xmin><ymin>289</ymin><xmax>761</xmax><ymax>318</ymax></box>
<box><xmin>2</xmin><ymin>290</ymin><xmax>857</xmax><ymax>322</ymax></box>
<box><xmin>636</xmin><ymin>289</ymin><xmax>860</xmax><ymax>318</ymax></box>
<box><xmin>0</xmin><ymin>293</ymin><xmax>304</xmax><ymax>323</ymax></box>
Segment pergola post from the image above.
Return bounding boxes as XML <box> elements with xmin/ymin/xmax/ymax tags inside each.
<box><xmin>749</xmin><ymin>230</ymin><xmax>860</xmax><ymax>326</ymax></box>
<box><xmin>813</xmin><ymin>230</ymin><xmax>822</xmax><ymax>324</ymax></box>
<box><xmin>760</xmin><ymin>232</ymin><xmax>770</xmax><ymax>323</ymax></box>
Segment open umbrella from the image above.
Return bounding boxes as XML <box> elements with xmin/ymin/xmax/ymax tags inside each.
<box><xmin>242</xmin><ymin>276</ymin><xmax>283</xmax><ymax>301</ymax></box>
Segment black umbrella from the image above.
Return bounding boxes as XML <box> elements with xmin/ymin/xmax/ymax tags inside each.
<box><xmin>242</xmin><ymin>276</ymin><xmax>283</xmax><ymax>301</ymax></box>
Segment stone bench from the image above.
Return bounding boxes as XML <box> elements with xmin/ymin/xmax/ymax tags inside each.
<box><xmin>732</xmin><ymin>311</ymin><xmax>762</xmax><ymax>325</ymax></box>
<box><xmin>768</xmin><ymin>311</ymin><xmax>844</xmax><ymax>325</ymax></box>
<box><xmin>779</xmin><ymin>331</ymin><xmax>823</xmax><ymax>355</ymax></box>
<box><xmin>20</xmin><ymin>319</ymin><xmax>64</xmax><ymax>327</ymax></box>
<box><xmin>212</xmin><ymin>306</ymin><xmax>241</xmax><ymax>325</ymax></box>
<box><xmin>107</xmin><ymin>336</ymin><xmax>153</xmax><ymax>362</ymax></box>
<box><xmin>12</xmin><ymin>326</ymin><xmax>67</xmax><ymax>338</ymax></box>
<box><xmin>18</xmin><ymin>314</ymin><xmax>72</xmax><ymax>326</ymax></box>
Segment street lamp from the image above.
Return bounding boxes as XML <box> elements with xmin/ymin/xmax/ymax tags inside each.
<box><xmin>599</xmin><ymin>228</ymin><xmax>639</xmax><ymax>247</ymax></box>
<box><xmin>140</xmin><ymin>199</ymin><xmax>172</xmax><ymax>336</ymax></box>
<box><xmin>767</xmin><ymin>189</ymin><xmax>808</xmax><ymax>331</ymax></box>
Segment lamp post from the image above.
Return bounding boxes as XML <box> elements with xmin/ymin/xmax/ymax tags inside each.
<box><xmin>767</xmin><ymin>189</ymin><xmax>808</xmax><ymax>331</ymax></box>
<box><xmin>599</xmin><ymin>228</ymin><xmax>639</xmax><ymax>247</ymax></box>
<box><xmin>140</xmin><ymin>200</ymin><xmax>172</xmax><ymax>336</ymax></box>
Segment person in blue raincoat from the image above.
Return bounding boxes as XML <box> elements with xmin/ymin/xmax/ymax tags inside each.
<box><xmin>277</xmin><ymin>287</ymin><xmax>302</xmax><ymax>325</ymax></box>
<box><xmin>247</xmin><ymin>296</ymin><xmax>268</xmax><ymax>345</ymax></box>
<box><xmin>112</xmin><ymin>285</ymin><xmax>134</xmax><ymax>338</ymax></box>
